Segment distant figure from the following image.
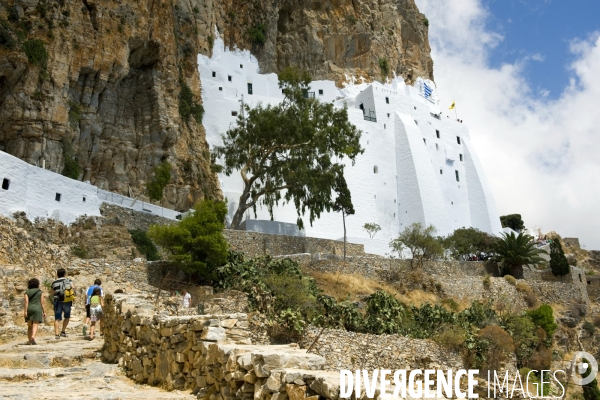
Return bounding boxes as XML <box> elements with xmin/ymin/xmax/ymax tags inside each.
<box><xmin>24</xmin><ymin>278</ymin><xmax>46</xmax><ymax>345</ymax></box>
<box><xmin>51</xmin><ymin>268</ymin><xmax>76</xmax><ymax>339</ymax></box>
<box><xmin>182</xmin><ymin>289</ymin><xmax>191</xmax><ymax>309</ymax></box>
<box><xmin>89</xmin><ymin>287</ymin><xmax>103</xmax><ymax>340</ymax></box>
<box><xmin>84</xmin><ymin>279</ymin><xmax>104</xmax><ymax>337</ymax></box>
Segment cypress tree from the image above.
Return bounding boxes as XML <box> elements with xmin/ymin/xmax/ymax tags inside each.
<box><xmin>549</xmin><ymin>240</ymin><xmax>570</xmax><ymax>276</ymax></box>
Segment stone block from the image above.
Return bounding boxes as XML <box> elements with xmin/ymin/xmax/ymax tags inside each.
<box><xmin>202</xmin><ymin>326</ymin><xmax>226</xmax><ymax>342</ymax></box>
<box><xmin>221</xmin><ymin>319</ymin><xmax>238</xmax><ymax>329</ymax></box>
<box><xmin>286</xmin><ymin>384</ymin><xmax>306</xmax><ymax>400</ymax></box>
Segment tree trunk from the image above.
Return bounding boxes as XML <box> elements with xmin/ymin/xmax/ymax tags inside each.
<box><xmin>231</xmin><ymin>190</ymin><xmax>251</xmax><ymax>230</ymax></box>
<box><xmin>511</xmin><ymin>264</ymin><xmax>525</xmax><ymax>279</ymax></box>
<box><xmin>342</xmin><ymin>211</ymin><xmax>347</xmax><ymax>261</ymax></box>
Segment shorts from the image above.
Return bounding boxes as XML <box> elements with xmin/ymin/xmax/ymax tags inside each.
<box><xmin>85</xmin><ymin>304</ymin><xmax>91</xmax><ymax>318</ymax></box>
<box><xmin>54</xmin><ymin>299</ymin><xmax>72</xmax><ymax>321</ymax></box>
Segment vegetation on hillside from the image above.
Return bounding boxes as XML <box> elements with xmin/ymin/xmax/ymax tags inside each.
<box><xmin>129</xmin><ymin>229</ymin><xmax>160</xmax><ymax>261</ymax></box>
<box><xmin>492</xmin><ymin>232</ymin><xmax>547</xmax><ymax>278</ymax></box>
<box><xmin>146</xmin><ymin>161</ymin><xmax>172</xmax><ymax>201</ymax></box>
<box><xmin>389</xmin><ymin>222</ymin><xmax>444</xmax><ymax>268</ymax></box>
<box><xmin>550</xmin><ymin>239</ymin><xmax>570</xmax><ymax>276</ymax></box>
<box><xmin>500</xmin><ymin>213</ymin><xmax>525</xmax><ymax>231</ymax></box>
<box><xmin>214</xmin><ymin>66</ymin><xmax>363</xmax><ymax>230</ymax></box>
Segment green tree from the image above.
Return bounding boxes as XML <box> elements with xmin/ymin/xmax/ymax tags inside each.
<box><xmin>179</xmin><ymin>78</ymin><xmax>204</xmax><ymax>124</ymax></box>
<box><xmin>549</xmin><ymin>240</ymin><xmax>570</xmax><ymax>276</ymax></box>
<box><xmin>332</xmin><ymin>175</ymin><xmax>354</xmax><ymax>260</ymax></box>
<box><xmin>146</xmin><ymin>161</ymin><xmax>172</xmax><ymax>201</ymax></box>
<box><xmin>129</xmin><ymin>229</ymin><xmax>160</xmax><ymax>261</ymax></box>
<box><xmin>363</xmin><ymin>223</ymin><xmax>381</xmax><ymax>238</ymax></box>
<box><xmin>61</xmin><ymin>139</ymin><xmax>81</xmax><ymax>180</ymax></box>
<box><xmin>148</xmin><ymin>200</ymin><xmax>229</xmax><ymax>281</ymax></box>
<box><xmin>527</xmin><ymin>304</ymin><xmax>558</xmax><ymax>337</ymax></box>
<box><xmin>215</xmin><ymin>67</ymin><xmax>363</xmax><ymax>230</ymax></box>
<box><xmin>389</xmin><ymin>223</ymin><xmax>444</xmax><ymax>269</ymax></box>
<box><xmin>492</xmin><ymin>232</ymin><xmax>547</xmax><ymax>279</ymax></box>
<box><xmin>444</xmin><ymin>227</ymin><xmax>497</xmax><ymax>260</ymax></box>
<box><xmin>500</xmin><ymin>214</ymin><xmax>525</xmax><ymax>231</ymax></box>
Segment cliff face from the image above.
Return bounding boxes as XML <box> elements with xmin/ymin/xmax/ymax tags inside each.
<box><xmin>0</xmin><ymin>0</ymin><xmax>432</xmax><ymax>211</ymax></box>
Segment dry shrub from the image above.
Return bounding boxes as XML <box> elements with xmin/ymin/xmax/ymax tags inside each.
<box><xmin>483</xmin><ymin>274</ymin><xmax>491</xmax><ymax>290</ymax></box>
<box><xmin>504</xmin><ymin>275</ymin><xmax>517</xmax><ymax>285</ymax></box>
<box><xmin>434</xmin><ymin>324</ymin><xmax>466</xmax><ymax>352</ymax></box>
<box><xmin>308</xmin><ymin>271</ymin><xmax>403</xmax><ymax>302</ymax></box>
<box><xmin>527</xmin><ymin>347</ymin><xmax>552</xmax><ymax>370</ymax></box>
<box><xmin>479</xmin><ymin>325</ymin><xmax>514</xmax><ymax>370</ymax></box>
<box><xmin>516</xmin><ymin>281</ymin><xmax>532</xmax><ymax>293</ymax></box>
<box><xmin>441</xmin><ymin>298</ymin><xmax>460</xmax><ymax>312</ymax></box>
<box><xmin>524</xmin><ymin>291</ymin><xmax>539</xmax><ymax>308</ymax></box>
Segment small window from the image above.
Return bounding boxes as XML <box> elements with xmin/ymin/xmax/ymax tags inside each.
<box><xmin>394</xmin><ymin>199</ymin><xmax>396</xmax><ymax>203</ymax></box>
<box><xmin>460</xmin><ymin>154</ymin><xmax>463</xmax><ymax>162</ymax></box>
<box><xmin>228</xmin><ymin>75</ymin><xmax>232</xmax><ymax>82</ymax></box>
<box><xmin>384</xmin><ymin>124</ymin><xmax>386</xmax><ymax>129</ymax></box>
<box><xmin>440</xmin><ymin>169</ymin><xmax>443</xmax><ymax>175</ymax></box>
<box><xmin>318</xmin><ymin>89</ymin><xmax>323</xmax><ymax>95</ymax></box>
<box><xmin>423</xmin><ymin>138</ymin><xmax>426</xmax><ymax>145</ymax></box>
<box><xmin>414</xmin><ymin>120</ymin><xmax>418</xmax><ymax>125</ymax></box>
<box><xmin>435</xmin><ymin>143</ymin><xmax>439</xmax><ymax>151</ymax></box>
<box><xmin>374</xmin><ymin>166</ymin><xmax>378</xmax><ymax>174</ymax></box>
<box><xmin>231</xmin><ymin>111</ymin><xmax>238</xmax><ymax>116</ymax></box>
<box><xmin>219</xmin><ymin>87</ymin><xmax>222</xmax><ymax>91</ymax></box>
<box><xmin>385</xmin><ymin>97</ymin><xmax>389</xmax><ymax>104</ymax></box>
<box><xmin>374</xmin><ymin>195</ymin><xmax>377</xmax><ymax>199</ymax></box>
<box><xmin>82</xmin><ymin>196</ymin><xmax>86</xmax><ymax>202</ymax></box>
<box><xmin>457</xmin><ymin>136</ymin><xmax>461</xmax><ymax>145</ymax></box>
<box><xmin>55</xmin><ymin>193</ymin><xmax>62</xmax><ymax>202</ymax></box>
<box><xmin>212</xmin><ymin>71</ymin><xmax>216</xmax><ymax>77</ymax></box>
<box><xmin>1</xmin><ymin>178</ymin><xmax>9</xmax><ymax>190</ymax></box>
<box><xmin>436</xmin><ymin>130</ymin><xmax>440</xmax><ymax>138</ymax></box>
<box><xmin>387</xmin><ymin>113</ymin><xmax>390</xmax><ymax>118</ymax></box>
<box><xmin>247</xmin><ymin>83</ymin><xmax>253</xmax><ymax>95</ymax></box>
<box><xmin>240</xmin><ymin>64</ymin><xmax>243</xmax><ymax>69</ymax></box>
<box><xmin>414</xmin><ymin>106</ymin><xmax>417</xmax><ymax>110</ymax></box>
<box><xmin>393</xmin><ymin>213</ymin><xmax>396</xmax><ymax>217</ymax></box>
<box><xmin>455</xmin><ymin>170</ymin><xmax>460</xmax><ymax>182</ymax></box>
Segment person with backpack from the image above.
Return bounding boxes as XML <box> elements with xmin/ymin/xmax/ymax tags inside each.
<box><xmin>23</xmin><ymin>278</ymin><xmax>46</xmax><ymax>345</ymax></box>
<box><xmin>83</xmin><ymin>279</ymin><xmax>104</xmax><ymax>337</ymax></box>
<box><xmin>88</xmin><ymin>287</ymin><xmax>103</xmax><ymax>340</ymax></box>
<box><xmin>51</xmin><ymin>268</ymin><xmax>76</xmax><ymax>339</ymax></box>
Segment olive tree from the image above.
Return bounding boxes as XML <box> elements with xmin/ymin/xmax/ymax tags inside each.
<box><xmin>389</xmin><ymin>223</ymin><xmax>444</xmax><ymax>269</ymax></box>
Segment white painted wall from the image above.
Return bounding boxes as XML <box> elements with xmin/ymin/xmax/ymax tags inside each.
<box><xmin>198</xmin><ymin>34</ymin><xmax>502</xmax><ymax>255</ymax></box>
<box><xmin>0</xmin><ymin>150</ymin><xmax>180</xmax><ymax>224</ymax></box>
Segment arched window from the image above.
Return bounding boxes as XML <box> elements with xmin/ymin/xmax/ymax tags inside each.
<box><xmin>373</xmin><ymin>166</ymin><xmax>378</xmax><ymax>174</ymax></box>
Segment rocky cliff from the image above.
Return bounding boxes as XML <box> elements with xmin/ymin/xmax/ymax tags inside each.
<box><xmin>0</xmin><ymin>0</ymin><xmax>432</xmax><ymax>211</ymax></box>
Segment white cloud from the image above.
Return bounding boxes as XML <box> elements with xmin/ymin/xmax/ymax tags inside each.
<box><xmin>416</xmin><ymin>0</ymin><xmax>600</xmax><ymax>249</ymax></box>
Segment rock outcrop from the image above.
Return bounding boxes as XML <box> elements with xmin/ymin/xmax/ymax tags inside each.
<box><xmin>0</xmin><ymin>0</ymin><xmax>433</xmax><ymax>211</ymax></box>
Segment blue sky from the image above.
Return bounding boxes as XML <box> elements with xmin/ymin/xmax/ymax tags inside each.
<box><xmin>483</xmin><ymin>0</ymin><xmax>600</xmax><ymax>98</ymax></box>
<box><xmin>416</xmin><ymin>0</ymin><xmax>600</xmax><ymax>249</ymax></box>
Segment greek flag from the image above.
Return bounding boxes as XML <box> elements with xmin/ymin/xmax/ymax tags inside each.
<box><xmin>423</xmin><ymin>82</ymin><xmax>433</xmax><ymax>98</ymax></box>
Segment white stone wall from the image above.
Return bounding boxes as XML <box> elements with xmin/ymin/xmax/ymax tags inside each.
<box><xmin>0</xmin><ymin>150</ymin><xmax>180</xmax><ymax>224</ymax></box>
<box><xmin>198</xmin><ymin>35</ymin><xmax>502</xmax><ymax>255</ymax></box>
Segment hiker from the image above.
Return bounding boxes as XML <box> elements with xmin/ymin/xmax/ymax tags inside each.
<box><xmin>23</xmin><ymin>278</ymin><xmax>46</xmax><ymax>345</ymax></box>
<box><xmin>83</xmin><ymin>279</ymin><xmax>104</xmax><ymax>337</ymax></box>
<box><xmin>51</xmin><ymin>268</ymin><xmax>76</xmax><ymax>339</ymax></box>
<box><xmin>182</xmin><ymin>289</ymin><xmax>191</xmax><ymax>309</ymax></box>
<box><xmin>88</xmin><ymin>287</ymin><xmax>103</xmax><ymax>340</ymax></box>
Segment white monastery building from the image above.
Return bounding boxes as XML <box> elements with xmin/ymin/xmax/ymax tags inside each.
<box><xmin>199</xmin><ymin>36</ymin><xmax>503</xmax><ymax>254</ymax></box>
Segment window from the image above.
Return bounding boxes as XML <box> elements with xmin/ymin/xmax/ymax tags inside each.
<box><xmin>55</xmin><ymin>193</ymin><xmax>62</xmax><ymax>202</ymax></box>
<box><xmin>423</xmin><ymin>138</ymin><xmax>426</xmax><ymax>145</ymax></box>
<box><xmin>247</xmin><ymin>83</ymin><xmax>253</xmax><ymax>95</ymax></box>
<box><xmin>387</xmin><ymin>113</ymin><xmax>390</xmax><ymax>118</ymax></box>
<box><xmin>394</xmin><ymin>213</ymin><xmax>396</xmax><ymax>217</ymax></box>
<box><xmin>212</xmin><ymin>71</ymin><xmax>216</xmax><ymax>78</ymax></box>
<box><xmin>455</xmin><ymin>170</ymin><xmax>460</xmax><ymax>182</ymax></box>
<box><xmin>318</xmin><ymin>89</ymin><xmax>323</xmax><ymax>95</ymax></box>
<box><xmin>459</xmin><ymin>154</ymin><xmax>463</xmax><ymax>162</ymax></box>
<box><xmin>440</xmin><ymin>169</ymin><xmax>443</xmax><ymax>175</ymax></box>
<box><xmin>436</xmin><ymin>130</ymin><xmax>440</xmax><ymax>138</ymax></box>
<box><xmin>435</xmin><ymin>143</ymin><xmax>439</xmax><ymax>150</ymax></box>
<box><xmin>231</xmin><ymin>111</ymin><xmax>238</xmax><ymax>116</ymax></box>
<box><xmin>384</xmin><ymin>124</ymin><xmax>386</xmax><ymax>129</ymax></box>
<box><xmin>457</xmin><ymin>136</ymin><xmax>461</xmax><ymax>145</ymax></box>
<box><xmin>82</xmin><ymin>196</ymin><xmax>86</xmax><ymax>202</ymax></box>
<box><xmin>414</xmin><ymin>120</ymin><xmax>418</xmax><ymax>125</ymax></box>
<box><xmin>228</xmin><ymin>75</ymin><xmax>232</xmax><ymax>82</ymax></box>
<box><xmin>240</xmin><ymin>64</ymin><xmax>243</xmax><ymax>69</ymax></box>
<box><xmin>385</xmin><ymin>97</ymin><xmax>389</xmax><ymax>104</ymax></box>
<box><xmin>373</xmin><ymin>166</ymin><xmax>378</xmax><ymax>174</ymax></box>
<box><xmin>394</xmin><ymin>199</ymin><xmax>396</xmax><ymax>203</ymax></box>
<box><xmin>219</xmin><ymin>87</ymin><xmax>222</xmax><ymax>91</ymax></box>
<box><xmin>1</xmin><ymin>178</ymin><xmax>9</xmax><ymax>190</ymax></box>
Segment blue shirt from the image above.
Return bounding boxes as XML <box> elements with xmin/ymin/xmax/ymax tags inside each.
<box><xmin>86</xmin><ymin>285</ymin><xmax>104</xmax><ymax>305</ymax></box>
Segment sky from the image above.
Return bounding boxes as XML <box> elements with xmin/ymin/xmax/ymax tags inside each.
<box><xmin>414</xmin><ymin>0</ymin><xmax>600</xmax><ymax>249</ymax></box>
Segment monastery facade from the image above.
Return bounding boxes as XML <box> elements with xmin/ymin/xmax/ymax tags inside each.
<box><xmin>199</xmin><ymin>36</ymin><xmax>502</xmax><ymax>254</ymax></box>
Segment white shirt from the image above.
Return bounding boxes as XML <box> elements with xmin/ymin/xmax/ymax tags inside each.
<box><xmin>182</xmin><ymin>293</ymin><xmax>191</xmax><ymax>308</ymax></box>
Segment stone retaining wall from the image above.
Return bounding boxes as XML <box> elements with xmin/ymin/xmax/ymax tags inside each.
<box><xmin>101</xmin><ymin>294</ymin><xmax>343</xmax><ymax>400</ymax></box>
<box><xmin>298</xmin><ymin>326</ymin><xmax>463</xmax><ymax>372</ymax></box>
<box><xmin>223</xmin><ymin>230</ymin><xmax>365</xmax><ymax>258</ymax></box>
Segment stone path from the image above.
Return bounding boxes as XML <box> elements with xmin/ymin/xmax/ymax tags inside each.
<box><xmin>0</xmin><ymin>332</ymin><xmax>195</xmax><ymax>399</ymax></box>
